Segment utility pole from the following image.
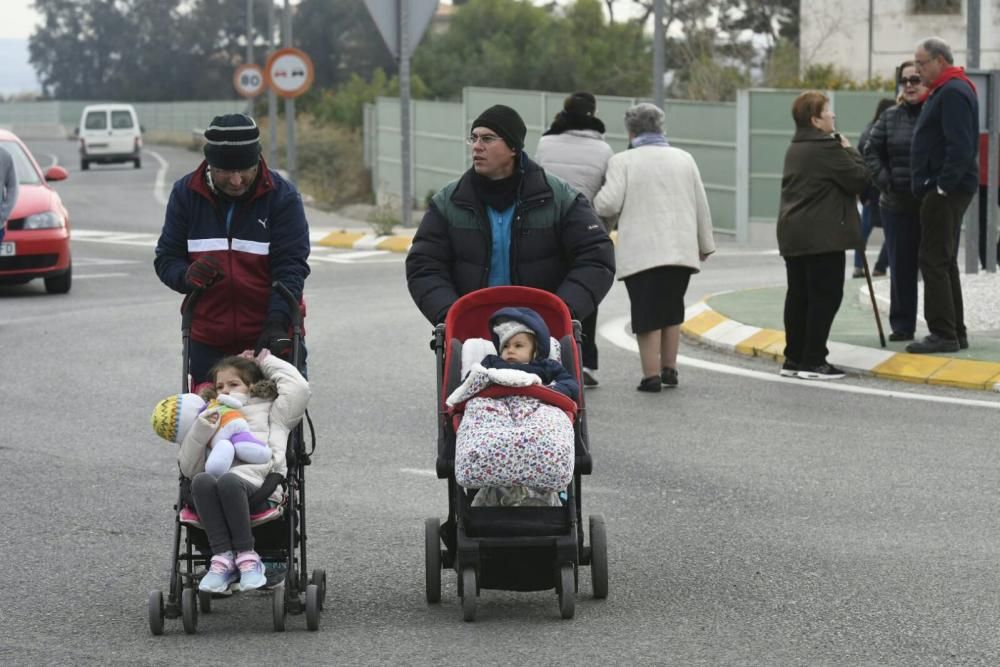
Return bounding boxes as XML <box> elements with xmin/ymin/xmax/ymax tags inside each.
<box><xmin>283</xmin><ymin>0</ymin><xmax>297</xmax><ymax>185</ymax></box>
<box><xmin>399</xmin><ymin>0</ymin><xmax>413</xmax><ymax>228</ymax></box>
<box><xmin>246</xmin><ymin>0</ymin><xmax>254</xmax><ymax>115</ymax></box>
<box><xmin>967</xmin><ymin>0</ymin><xmax>980</xmax><ymax>68</ymax></box>
<box><xmin>267</xmin><ymin>0</ymin><xmax>277</xmax><ymax>165</ymax></box>
<box><xmin>653</xmin><ymin>0</ymin><xmax>664</xmax><ymax>108</ymax></box>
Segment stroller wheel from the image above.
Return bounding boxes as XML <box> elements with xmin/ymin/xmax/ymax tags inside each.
<box><xmin>557</xmin><ymin>564</ymin><xmax>576</xmax><ymax>619</ymax></box>
<box><xmin>147</xmin><ymin>590</ymin><xmax>164</xmax><ymax>636</ymax></box>
<box><xmin>272</xmin><ymin>584</ymin><xmax>287</xmax><ymax>632</ymax></box>
<box><xmin>589</xmin><ymin>514</ymin><xmax>608</xmax><ymax>599</ymax></box>
<box><xmin>198</xmin><ymin>590</ymin><xmax>213</xmax><ymax>613</ymax></box>
<box><xmin>310</xmin><ymin>569</ymin><xmax>327</xmax><ymax>609</ymax></box>
<box><xmin>305</xmin><ymin>584</ymin><xmax>321</xmax><ymax>631</ymax></box>
<box><xmin>181</xmin><ymin>588</ymin><xmax>198</xmax><ymax>634</ymax></box>
<box><xmin>460</xmin><ymin>566</ymin><xmax>477</xmax><ymax>622</ymax></box>
<box><xmin>424</xmin><ymin>518</ymin><xmax>442</xmax><ymax>603</ymax></box>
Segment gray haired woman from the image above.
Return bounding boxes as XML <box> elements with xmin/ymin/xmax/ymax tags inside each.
<box><xmin>594</xmin><ymin>103</ymin><xmax>715</xmax><ymax>393</ymax></box>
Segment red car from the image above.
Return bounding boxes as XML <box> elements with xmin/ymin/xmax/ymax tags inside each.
<box><xmin>0</xmin><ymin>130</ymin><xmax>72</xmax><ymax>293</ymax></box>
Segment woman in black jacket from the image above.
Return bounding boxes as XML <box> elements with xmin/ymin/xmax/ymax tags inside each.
<box><xmin>863</xmin><ymin>61</ymin><xmax>927</xmax><ymax>342</ymax></box>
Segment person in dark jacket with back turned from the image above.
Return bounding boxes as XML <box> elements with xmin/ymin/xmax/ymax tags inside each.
<box><xmin>155</xmin><ymin>114</ymin><xmax>311</xmax><ymax>384</ymax></box>
<box><xmin>777</xmin><ymin>91</ymin><xmax>870</xmax><ymax>380</ymax></box>
<box><xmin>852</xmin><ymin>98</ymin><xmax>893</xmax><ymax>279</ymax></box>
<box><xmin>905</xmin><ymin>36</ymin><xmax>980</xmax><ymax>354</ymax></box>
<box><xmin>863</xmin><ymin>61</ymin><xmax>927</xmax><ymax>342</ymax></box>
<box><xmin>405</xmin><ymin>104</ymin><xmax>615</xmax><ymax>326</ymax></box>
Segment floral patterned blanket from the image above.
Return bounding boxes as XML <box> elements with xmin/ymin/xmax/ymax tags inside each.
<box><xmin>449</xmin><ymin>363</ymin><xmax>574</xmax><ymax>492</ymax></box>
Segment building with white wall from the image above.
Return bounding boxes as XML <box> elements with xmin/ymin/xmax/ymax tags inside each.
<box><xmin>800</xmin><ymin>0</ymin><xmax>1000</xmax><ymax>81</ymax></box>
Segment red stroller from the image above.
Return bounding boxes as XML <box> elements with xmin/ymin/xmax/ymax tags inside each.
<box><xmin>424</xmin><ymin>286</ymin><xmax>609</xmax><ymax>621</ymax></box>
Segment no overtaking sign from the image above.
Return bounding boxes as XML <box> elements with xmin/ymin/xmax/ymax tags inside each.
<box><xmin>265</xmin><ymin>48</ymin><xmax>314</xmax><ymax>99</ymax></box>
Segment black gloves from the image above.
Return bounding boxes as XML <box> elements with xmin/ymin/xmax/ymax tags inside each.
<box><xmin>184</xmin><ymin>255</ymin><xmax>224</xmax><ymax>289</ymax></box>
<box><xmin>255</xmin><ymin>316</ymin><xmax>292</xmax><ymax>357</ymax></box>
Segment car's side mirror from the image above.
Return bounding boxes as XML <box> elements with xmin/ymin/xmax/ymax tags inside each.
<box><xmin>73</xmin><ymin>127</ymin><xmax>79</xmax><ymax>137</ymax></box>
<box><xmin>140</xmin><ymin>125</ymin><xmax>146</xmax><ymax>133</ymax></box>
<box><xmin>44</xmin><ymin>165</ymin><xmax>69</xmax><ymax>182</ymax></box>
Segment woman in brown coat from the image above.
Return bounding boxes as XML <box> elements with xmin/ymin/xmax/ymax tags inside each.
<box><xmin>777</xmin><ymin>91</ymin><xmax>870</xmax><ymax>380</ymax></box>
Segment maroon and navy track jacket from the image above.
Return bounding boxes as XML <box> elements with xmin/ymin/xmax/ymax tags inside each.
<box><xmin>154</xmin><ymin>159</ymin><xmax>310</xmax><ymax>352</ymax></box>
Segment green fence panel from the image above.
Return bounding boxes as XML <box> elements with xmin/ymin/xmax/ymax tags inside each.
<box><xmin>746</xmin><ymin>89</ymin><xmax>890</xmax><ymax>230</ymax></box>
<box><xmin>371</xmin><ymin>87</ymin><xmax>737</xmax><ymax>234</ymax></box>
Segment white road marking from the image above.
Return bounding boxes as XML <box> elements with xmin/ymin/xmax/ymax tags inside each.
<box><xmin>73</xmin><ymin>272</ymin><xmax>129</xmax><ymax>279</ymax></box>
<box><xmin>74</xmin><ymin>257</ymin><xmax>142</xmax><ymax>266</ymax></box>
<box><xmin>70</xmin><ymin>229</ymin><xmax>403</xmax><ymax>263</ymax></box>
<box><xmin>600</xmin><ymin>316</ymin><xmax>1000</xmax><ymax>409</ymax></box>
<box><xmin>148</xmin><ymin>150</ymin><xmax>169</xmax><ymax>205</ymax></box>
<box><xmin>400</xmin><ymin>468</ymin><xmax>437</xmax><ymax>477</ymax></box>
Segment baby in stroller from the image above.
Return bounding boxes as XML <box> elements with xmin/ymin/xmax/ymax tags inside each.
<box><xmin>447</xmin><ymin>307</ymin><xmax>578</xmax><ymax>507</ymax></box>
<box><xmin>151</xmin><ymin>349</ymin><xmax>310</xmax><ymax>593</ymax></box>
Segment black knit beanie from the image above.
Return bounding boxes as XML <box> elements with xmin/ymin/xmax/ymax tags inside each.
<box><xmin>471</xmin><ymin>104</ymin><xmax>527</xmax><ymax>152</ymax></box>
<box><xmin>203</xmin><ymin>113</ymin><xmax>262</xmax><ymax>170</ymax></box>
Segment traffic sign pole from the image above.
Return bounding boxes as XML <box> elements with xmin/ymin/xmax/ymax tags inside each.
<box><xmin>283</xmin><ymin>0</ymin><xmax>296</xmax><ymax>186</ymax></box>
<box><xmin>364</xmin><ymin>0</ymin><xmax>439</xmax><ymax>228</ymax></box>
<box><xmin>399</xmin><ymin>0</ymin><xmax>412</xmax><ymax>228</ymax></box>
<box><xmin>267</xmin><ymin>0</ymin><xmax>277</xmax><ymax>166</ymax></box>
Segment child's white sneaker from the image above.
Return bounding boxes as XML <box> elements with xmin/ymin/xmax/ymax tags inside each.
<box><xmin>236</xmin><ymin>550</ymin><xmax>266</xmax><ymax>591</ymax></box>
<box><xmin>199</xmin><ymin>552</ymin><xmax>238</xmax><ymax>593</ymax></box>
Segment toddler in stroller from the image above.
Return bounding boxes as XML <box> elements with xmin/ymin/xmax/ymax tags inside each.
<box><xmin>426</xmin><ymin>286</ymin><xmax>608</xmax><ymax>621</ymax></box>
<box><xmin>152</xmin><ymin>349</ymin><xmax>309</xmax><ymax>594</ymax></box>
<box><xmin>447</xmin><ymin>306</ymin><xmax>578</xmax><ymax>507</ymax></box>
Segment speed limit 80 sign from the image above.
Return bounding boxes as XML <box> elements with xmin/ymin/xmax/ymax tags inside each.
<box><xmin>233</xmin><ymin>64</ymin><xmax>265</xmax><ymax>98</ymax></box>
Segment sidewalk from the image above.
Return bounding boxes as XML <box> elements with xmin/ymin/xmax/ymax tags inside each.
<box><xmin>681</xmin><ymin>274</ymin><xmax>1000</xmax><ymax>392</ymax></box>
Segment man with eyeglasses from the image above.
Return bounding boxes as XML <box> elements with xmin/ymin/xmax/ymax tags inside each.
<box><xmin>406</xmin><ymin>104</ymin><xmax>615</xmax><ymax>326</ymax></box>
<box><xmin>905</xmin><ymin>36</ymin><xmax>979</xmax><ymax>354</ymax></box>
<box><xmin>155</xmin><ymin>113</ymin><xmax>310</xmax><ymax>383</ymax></box>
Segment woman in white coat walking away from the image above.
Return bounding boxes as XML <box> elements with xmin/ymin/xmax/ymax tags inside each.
<box><xmin>535</xmin><ymin>92</ymin><xmax>614</xmax><ymax>387</ymax></box>
<box><xmin>594</xmin><ymin>103</ymin><xmax>715</xmax><ymax>392</ymax></box>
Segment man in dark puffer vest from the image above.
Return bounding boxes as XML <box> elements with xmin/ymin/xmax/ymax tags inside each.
<box><xmin>405</xmin><ymin>104</ymin><xmax>615</xmax><ymax>325</ymax></box>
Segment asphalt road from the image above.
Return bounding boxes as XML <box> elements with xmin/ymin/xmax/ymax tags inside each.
<box><xmin>3</xmin><ymin>137</ymin><xmax>1000</xmax><ymax>665</ymax></box>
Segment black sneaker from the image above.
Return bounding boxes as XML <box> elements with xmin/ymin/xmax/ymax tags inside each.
<box><xmin>796</xmin><ymin>363</ymin><xmax>846</xmax><ymax>380</ymax></box>
<box><xmin>581</xmin><ymin>367</ymin><xmax>599</xmax><ymax>387</ymax></box>
<box><xmin>637</xmin><ymin>376</ymin><xmax>661</xmax><ymax>392</ymax></box>
<box><xmin>888</xmin><ymin>332</ymin><xmax>914</xmax><ymax>342</ymax></box>
<box><xmin>958</xmin><ymin>334</ymin><xmax>969</xmax><ymax>350</ymax></box>
<box><xmin>779</xmin><ymin>360</ymin><xmax>799</xmax><ymax>377</ymax></box>
<box><xmin>660</xmin><ymin>366</ymin><xmax>678</xmax><ymax>387</ymax></box>
<box><xmin>905</xmin><ymin>334</ymin><xmax>959</xmax><ymax>354</ymax></box>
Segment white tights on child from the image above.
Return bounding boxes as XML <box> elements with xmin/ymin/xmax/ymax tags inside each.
<box><xmin>205</xmin><ymin>439</ymin><xmax>272</xmax><ymax>477</ymax></box>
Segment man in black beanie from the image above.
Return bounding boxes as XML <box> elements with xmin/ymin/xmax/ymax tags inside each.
<box><xmin>406</xmin><ymin>103</ymin><xmax>615</xmax><ymax>326</ymax></box>
<box><xmin>154</xmin><ymin>113</ymin><xmax>311</xmax><ymax>383</ymax></box>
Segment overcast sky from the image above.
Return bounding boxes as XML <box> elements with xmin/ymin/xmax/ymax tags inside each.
<box><xmin>3</xmin><ymin>2</ymin><xmax>41</xmax><ymax>40</ymax></box>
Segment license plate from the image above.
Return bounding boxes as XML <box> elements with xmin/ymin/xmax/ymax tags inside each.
<box><xmin>0</xmin><ymin>242</ymin><xmax>14</xmax><ymax>256</ymax></box>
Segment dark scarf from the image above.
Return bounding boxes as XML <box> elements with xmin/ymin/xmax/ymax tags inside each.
<box><xmin>472</xmin><ymin>170</ymin><xmax>520</xmax><ymax>211</ymax></box>
<box><xmin>542</xmin><ymin>111</ymin><xmax>606</xmax><ymax>136</ymax></box>
<box><xmin>921</xmin><ymin>65</ymin><xmax>976</xmax><ymax>102</ymax></box>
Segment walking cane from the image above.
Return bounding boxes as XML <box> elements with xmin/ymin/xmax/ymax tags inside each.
<box><xmin>860</xmin><ymin>251</ymin><xmax>887</xmax><ymax>348</ymax></box>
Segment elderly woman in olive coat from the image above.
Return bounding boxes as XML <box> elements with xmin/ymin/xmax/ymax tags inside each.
<box><xmin>777</xmin><ymin>91</ymin><xmax>871</xmax><ymax>380</ymax></box>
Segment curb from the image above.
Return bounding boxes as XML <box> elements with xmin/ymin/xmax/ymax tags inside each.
<box><xmin>681</xmin><ymin>297</ymin><xmax>1000</xmax><ymax>393</ymax></box>
<box><xmin>312</xmin><ymin>229</ymin><xmax>619</xmax><ymax>254</ymax></box>
<box><xmin>314</xmin><ymin>230</ymin><xmax>414</xmax><ymax>253</ymax></box>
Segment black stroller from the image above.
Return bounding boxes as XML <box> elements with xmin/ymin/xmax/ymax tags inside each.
<box><xmin>147</xmin><ymin>282</ymin><xmax>325</xmax><ymax>634</ymax></box>
<box><xmin>424</xmin><ymin>286</ymin><xmax>609</xmax><ymax>621</ymax></box>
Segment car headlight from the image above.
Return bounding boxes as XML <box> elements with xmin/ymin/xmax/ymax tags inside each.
<box><xmin>23</xmin><ymin>211</ymin><xmax>65</xmax><ymax>229</ymax></box>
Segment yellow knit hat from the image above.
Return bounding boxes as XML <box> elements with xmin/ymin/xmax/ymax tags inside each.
<box><xmin>151</xmin><ymin>393</ymin><xmax>206</xmax><ymax>442</ymax></box>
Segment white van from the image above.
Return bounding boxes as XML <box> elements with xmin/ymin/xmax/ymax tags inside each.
<box><xmin>76</xmin><ymin>104</ymin><xmax>143</xmax><ymax>170</ymax></box>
